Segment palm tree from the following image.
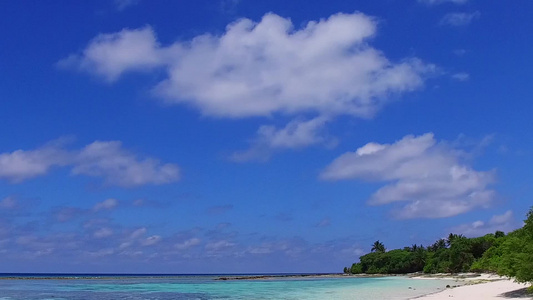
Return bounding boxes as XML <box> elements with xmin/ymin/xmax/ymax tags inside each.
<box><xmin>371</xmin><ymin>240</ymin><xmax>386</xmax><ymax>253</ymax></box>
<box><xmin>429</xmin><ymin>238</ymin><xmax>447</xmax><ymax>252</ymax></box>
<box><xmin>446</xmin><ymin>233</ymin><xmax>457</xmax><ymax>247</ymax></box>
<box><xmin>447</xmin><ymin>233</ymin><xmax>465</xmax><ymax>247</ymax></box>
<box><xmin>412</xmin><ymin>246</ymin><xmax>427</xmax><ymax>270</ymax></box>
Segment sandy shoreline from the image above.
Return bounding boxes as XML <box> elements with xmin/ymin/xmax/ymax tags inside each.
<box><xmin>411</xmin><ymin>274</ymin><xmax>532</xmax><ymax>299</ymax></box>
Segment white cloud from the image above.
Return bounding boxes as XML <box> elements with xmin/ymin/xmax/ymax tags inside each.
<box><xmin>256</xmin><ymin>117</ymin><xmax>330</xmax><ymax>149</ymax></box>
<box><xmin>73</xmin><ymin>141</ymin><xmax>180</xmax><ymax>187</ymax></box>
<box><xmin>321</xmin><ymin>133</ymin><xmax>496</xmax><ymax>219</ymax></box>
<box><xmin>142</xmin><ymin>235</ymin><xmax>162</xmax><ymax>246</ymax></box>
<box><xmin>418</xmin><ymin>0</ymin><xmax>469</xmax><ymax>5</ymax></box>
<box><xmin>118</xmin><ymin>227</ymin><xmax>151</xmax><ymax>249</ymax></box>
<box><xmin>450</xmin><ymin>210</ymin><xmax>516</xmax><ymax>237</ymax></box>
<box><xmin>58</xmin><ymin>27</ymin><xmax>162</xmax><ymax>81</ymax></box>
<box><xmin>93</xmin><ymin>227</ymin><xmax>113</xmax><ymax>238</ymax></box>
<box><xmin>231</xmin><ymin>117</ymin><xmax>335</xmax><ymax>161</ymax></box>
<box><xmin>85</xmin><ymin>248</ymin><xmax>114</xmax><ymax>258</ymax></box>
<box><xmin>0</xmin><ymin>143</ymin><xmax>68</xmax><ymax>182</ymax></box>
<box><xmin>93</xmin><ymin>198</ymin><xmax>119</xmax><ymax>211</ymax></box>
<box><xmin>0</xmin><ymin>140</ymin><xmax>180</xmax><ymax>187</ymax></box>
<box><xmin>247</xmin><ymin>244</ymin><xmax>274</xmax><ymax>254</ymax></box>
<box><xmin>490</xmin><ymin>210</ymin><xmax>513</xmax><ymax>225</ymax></box>
<box><xmin>205</xmin><ymin>240</ymin><xmax>235</xmax><ymax>251</ymax></box>
<box><xmin>119</xmin><ymin>242</ymin><xmax>132</xmax><ymax>249</ymax></box>
<box><xmin>83</xmin><ymin>218</ymin><xmax>110</xmax><ymax>229</ymax></box>
<box><xmin>452</xmin><ymin>72</ymin><xmax>470</xmax><ymax>81</ymax></box>
<box><xmin>60</xmin><ymin>12</ymin><xmax>434</xmax><ymax>119</ymax></box>
<box><xmin>175</xmin><ymin>238</ymin><xmax>201</xmax><ymax>250</ymax></box>
<box><xmin>244</xmin><ymin>239</ymin><xmax>306</xmax><ymax>256</ymax></box>
<box><xmin>130</xmin><ymin>227</ymin><xmax>147</xmax><ymax>239</ymax></box>
<box><xmin>440</xmin><ymin>12</ymin><xmax>480</xmax><ymax>27</ymax></box>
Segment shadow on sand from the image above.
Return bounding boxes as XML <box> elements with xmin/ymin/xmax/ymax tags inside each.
<box><xmin>500</xmin><ymin>287</ymin><xmax>532</xmax><ymax>299</ymax></box>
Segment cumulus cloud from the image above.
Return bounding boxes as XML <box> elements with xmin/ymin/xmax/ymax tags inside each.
<box><xmin>129</xmin><ymin>227</ymin><xmax>147</xmax><ymax>239</ymax></box>
<box><xmin>418</xmin><ymin>0</ymin><xmax>469</xmax><ymax>5</ymax></box>
<box><xmin>93</xmin><ymin>227</ymin><xmax>114</xmax><ymax>238</ymax></box>
<box><xmin>0</xmin><ymin>140</ymin><xmax>180</xmax><ymax>187</ymax></box>
<box><xmin>450</xmin><ymin>210</ymin><xmax>517</xmax><ymax>237</ymax></box>
<box><xmin>60</xmin><ymin>12</ymin><xmax>434</xmax><ymax>119</ymax></box>
<box><xmin>205</xmin><ymin>240</ymin><xmax>235</xmax><ymax>252</ymax></box>
<box><xmin>58</xmin><ymin>27</ymin><xmax>162</xmax><ymax>81</ymax></box>
<box><xmin>142</xmin><ymin>235</ymin><xmax>162</xmax><ymax>246</ymax></box>
<box><xmin>117</xmin><ymin>227</ymin><xmax>150</xmax><ymax>250</ymax></box>
<box><xmin>440</xmin><ymin>12</ymin><xmax>480</xmax><ymax>27</ymax></box>
<box><xmin>73</xmin><ymin>141</ymin><xmax>180</xmax><ymax>187</ymax></box>
<box><xmin>93</xmin><ymin>198</ymin><xmax>119</xmax><ymax>211</ymax></box>
<box><xmin>85</xmin><ymin>248</ymin><xmax>115</xmax><ymax>258</ymax></box>
<box><xmin>244</xmin><ymin>238</ymin><xmax>307</xmax><ymax>256</ymax></box>
<box><xmin>0</xmin><ymin>143</ymin><xmax>68</xmax><ymax>183</ymax></box>
<box><xmin>231</xmin><ymin>117</ymin><xmax>335</xmax><ymax>161</ymax></box>
<box><xmin>321</xmin><ymin>133</ymin><xmax>496</xmax><ymax>219</ymax></box>
<box><xmin>490</xmin><ymin>210</ymin><xmax>514</xmax><ymax>225</ymax></box>
<box><xmin>452</xmin><ymin>72</ymin><xmax>470</xmax><ymax>81</ymax></box>
<box><xmin>255</xmin><ymin>117</ymin><xmax>331</xmax><ymax>149</ymax></box>
<box><xmin>175</xmin><ymin>238</ymin><xmax>201</xmax><ymax>250</ymax></box>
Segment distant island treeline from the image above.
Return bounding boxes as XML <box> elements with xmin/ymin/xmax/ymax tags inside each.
<box><xmin>344</xmin><ymin>207</ymin><xmax>533</xmax><ymax>289</ymax></box>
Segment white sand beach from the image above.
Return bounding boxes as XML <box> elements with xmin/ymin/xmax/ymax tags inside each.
<box><xmin>414</xmin><ymin>274</ymin><xmax>532</xmax><ymax>300</ymax></box>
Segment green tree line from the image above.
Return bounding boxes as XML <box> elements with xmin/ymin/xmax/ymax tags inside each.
<box><xmin>343</xmin><ymin>207</ymin><xmax>533</xmax><ymax>288</ymax></box>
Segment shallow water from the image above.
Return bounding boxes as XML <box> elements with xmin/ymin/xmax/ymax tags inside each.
<box><xmin>0</xmin><ymin>275</ymin><xmax>458</xmax><ymax>299</ymax></box>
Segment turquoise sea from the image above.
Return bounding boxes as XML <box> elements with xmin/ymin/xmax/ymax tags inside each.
<box><xmin>0</xmin><ymin>274</ymin><xmax>459</xmax><ymax>299</ymax></box>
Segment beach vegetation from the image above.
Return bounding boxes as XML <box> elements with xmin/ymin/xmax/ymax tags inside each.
<box><xmin>344</xmin><ymin>207</ymin><xmax>533</xmax><ymax>289</ymax></box>
<box><xmin>477</xmin><ymin>207</ymin><xmax>533</xmax><ymax>287</ymax></box>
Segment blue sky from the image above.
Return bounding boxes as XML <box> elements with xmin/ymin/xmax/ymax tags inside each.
<box><xmin>0</xmin><ymin>0</ymin><xmax>532</xmax><ymax>273</ymax></box>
